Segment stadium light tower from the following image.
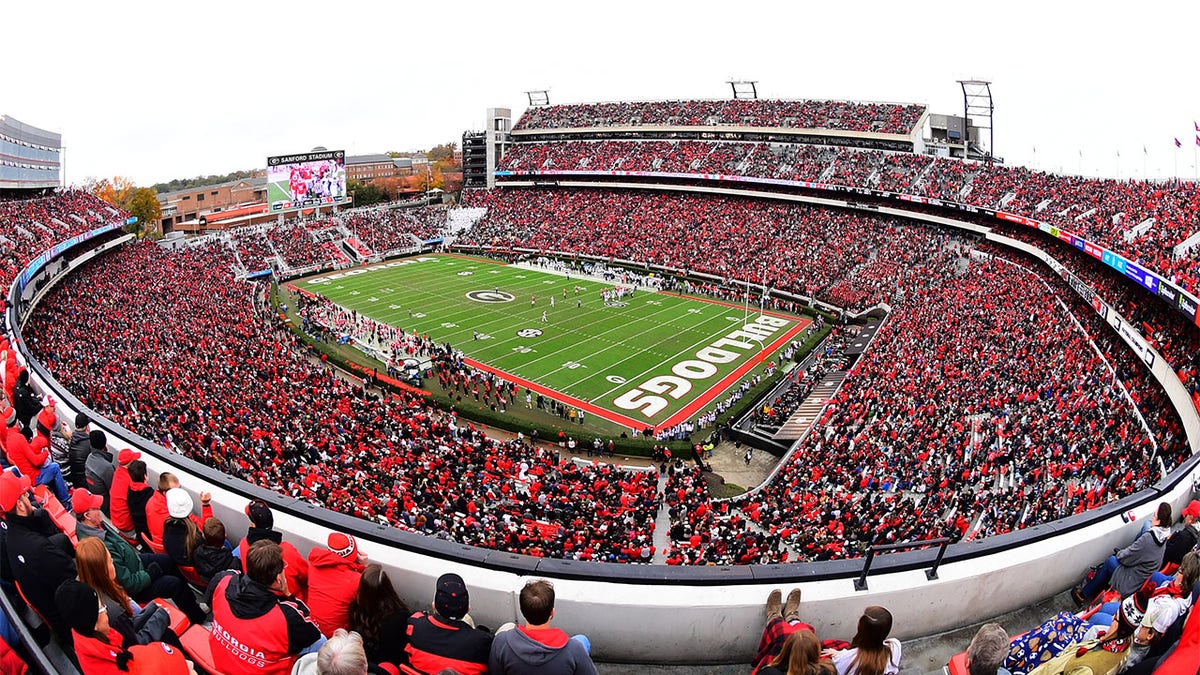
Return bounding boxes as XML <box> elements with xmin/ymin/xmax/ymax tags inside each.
<box><xmin>525</xmin><ymin>90</ymin><xmax>550</xmax><ymax>107</ymax></box>
<box><xmin>727</xmin><ymin>80</ymin><xmax>759</xmax><ymax>100</ymax></box>
<box><xmin>957</xmin><ymin>80</ymin><xmax>995</xmax><ymax>162</ymax></box>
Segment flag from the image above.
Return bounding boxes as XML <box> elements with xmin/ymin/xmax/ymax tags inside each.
<box><xmin>1195</xmin><ymin>121</ymin><xmax>1199</xmax><ymax>132</ymax></box>
<box><xmin>1143</xmin><ymin>145</ymin><xmax>1148</xmax><ymax>155</ymax></box>
<box><xmin>1176</xmin><ymin>138</ymin><xmax>1183</xmax><ymax>148</ymax></box>
<box><xmin>1196</xmin><ymin>135</ymin><xmax>1200</xmax><ymax>148</ymax></box>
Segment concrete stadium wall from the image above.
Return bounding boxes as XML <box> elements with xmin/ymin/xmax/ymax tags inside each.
<box><xmin>5</xmin><ymin>215</ymin><xmax>1199</xmax><ymax>664</ymax></box>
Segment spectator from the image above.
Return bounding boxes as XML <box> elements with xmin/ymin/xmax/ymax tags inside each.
<box><xmin>207</xmin><ymin>539</ymin><xmax>325</xmax><ymax>674</ymax></box>
<box><xmin>293</xmin><ymin>628</ymin><xmax>382</xmax><ymax>675</ymax></box>
<box><xmin>84</xmin><ymin>428</ymin><xmax>118</xmax><ymax>512</ymax></box>
<box><xmin>76</xmin><ymin>536</ymin><xmax>173</xmax><ymax>646</ymax></box>
<box><xmin>825</xmin><ymin>606</ymin><xmax>901</xmax><ymax>675</ymax></box>
<box><xmin>753</xmin><ymin>589</ymin><xmax>808</xmax><ymax>673</ymax></box>
<box><xmin>347</xmin><ymin>563</ymin><xmax>410</xmax><ymax>668</ymax></box>
<box><xmin>308</xmin><ymin>532</ymin><xmax>368</xmax><ymax>637</ymax></box>
<box><xmin>1</xmin><ymin>471</ymin><xmax>75</xmax><ymax>641</ymax></box>
<box><xmin>145</xmin><ymin>472</ymin><xmax>179</xmax><ymax>551</ymax></box>
<box><xmin>406</xmin><ymin>573</ymin><xmax>492</xmax><ymax>675</ymax></box>
<box><xmin>1163</xmin><ymin>500</ymin><xmax>1200</xmax><ymax>570</ymax></box>
<box><xmin>54</xmin><ymin>579</ymin><xmax>132</xmax><ymax>673</ymax></box>
<box><xmin>31</xmin><ymin>396</ymin><xmax>70</xmax><ymax>486</ymax></box>
<box><xmin>161</xmin><ymin>487</ymin><xmax>212</xmax><ymax>571</ymax></box>
<box><xmin>4</xmin><ymin>405</ymin><xmax>71</xmax><ymax>510</ymax></box>
<box><xmin>965</xmin><ymin>624</ymin><xmax>1010</xmax><ymax>675</ymax></box>
<box><xmin>238</xmin><ymin>499</ymin><xmax>309</xmax><ymax>602</ymax></box>
<box><xmin>758</xmin><ymin>629</ymin><xmax>835</xmax><ymax>675</ymax></box>
<box><xmin>125</xmin><ymin>459</ymin><xmax>154</xmax><ymax>543</ymax></box>
<box><xmin>68</xmin><ymin>412</ymin><xmax>92</xmax><ymax>489</ymax></box>
<box><xmin>1073</xmin><ymin>503</ymin><xmax>1173</xmax><ymax>605</ymax></box>
<box><xmin>489</xmin><ymin>579</ymin><xmax>597</xmax><ymax>675</ymax></box>
<box><xmin>109</xmin><ymin>448</ymin><xmax>142</xmax><ymax>541</ymax></box>
<box><xmin>1088</xmin><ymin>552</ymin><xmax>1200</xmax><ymax>673</ymax></box>
<box><xmin>192</xmin><ymin>518</ymin><xmax>239</xmax><ymax>584</ymax></box>
<box><xmin>72</xmin><ymin>487</ymin><xmax>207</xmax><ymax>624</ymax></box>
<box><xmin>11</xmin><ymin>370</ymin><xmax>41</xmax><ymax>438</ymax></box>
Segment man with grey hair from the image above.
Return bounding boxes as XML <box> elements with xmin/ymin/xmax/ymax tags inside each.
<box><xmin>293</xmin><ymin>628</ymin><xmax>371</xmax><ymax>675</ymax></box>
<box><xmin>965</xmin><ymin>623</ymin><xmax>1010</xmax><ymax>675</ymax></box>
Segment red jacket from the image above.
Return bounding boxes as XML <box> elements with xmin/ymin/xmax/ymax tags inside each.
<box><xmin>109</xmin><ymin>465</ymin><xmax>134</xmax><ymax>532</ymax></box>
<box><xmin>305</xmin><ymin>548</ymin><xmax>364</xmax><ymax>637</ymax></box>
<box><xmin>146</xmin><ymin>491</ymin><xmax>169</xmax><ymax>548</ymax></box>
<box><xmin>5</xmin><ymin>427</ymin><xmax>44</xmax><ymax>479</ymax></box>
<box><xmin>208</xmin><ymin>572</ymin><xmax>322</xmax><ymax>675</ymax></box>
<box><xmin>238</xmin><ymin>531</ymin><xmax>308</xmax><ymax>603</ymax></box>
<box><xmin>71</xmin><ymin>628</ymin><xmax>126</xmax><ymax>675</ymax></box>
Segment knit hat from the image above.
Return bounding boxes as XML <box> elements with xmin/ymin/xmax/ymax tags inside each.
<box><xmin>75</xmin><ymin>412</ymin><xmax>90</xmax><ymax>430</ymax></box>
<box><xmin>328</xmin><ymin>532</ymin><xmax>358</xmax><ymax>559</ymax></box>
<box><xmin>1184</xmin><ymin>500</ymin><xmax>1200</xmax><ymax>519</ymax></box>
<box><xmin>0</xmin><ymin>471</ymin><xmax>31</xmax><ymax>512</ymax></box>
<box><xmin>118</xmin><ymin>448</ymin><xmax>142</xmax><ymax>465</ymax></box>
<box><xmin>245</xmin><ymin>499</ymin><xmax>274</xmax><ymax>529</ymax></box>
<box><xmin>434</xmin><ymin>573</ymin><xmax>470</xmax><ymax>620</ymax></box>
<box><xmin>3</xmin><ymin>406</ymin><xmax>14</xmax><ymax>428</ymax></box>
<box><xmin>88</xmin><ymin>429</ymin><xmax>107</xmax><ymax>451</ymax></box>
<box><xmin>71</xmin><ymin>488</ymin><xmax>105</xmax><ymax>515</ymax></box>
<box><xmin>166</xmin><ymin>488</ymin><xmax>193</xmax><ymax>519</ymax></box>
<box><xmin>54</xmin><ymin>580</ymin><xmax>100</xmax><ymax>635</ymax></box>
<box><xmin>127</xmin><ymin>642</ymin><xmax>191</xmax><ymax>675</ymax></box>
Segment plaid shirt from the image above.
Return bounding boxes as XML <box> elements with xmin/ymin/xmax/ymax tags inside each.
<box><xmin>753</xmin><ymin>618</ymin><xmax>814</xmax><ymax>672</ymax></box>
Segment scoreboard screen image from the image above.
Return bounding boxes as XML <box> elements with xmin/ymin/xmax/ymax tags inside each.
<box><xmin>266</xmin><ymin>150</ymin><xmax>347</xmax><ymax>212</ymax></box>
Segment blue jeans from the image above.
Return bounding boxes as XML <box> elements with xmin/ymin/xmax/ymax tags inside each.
<box><xmin>36</xmin><ymin>463</ymin><xmax>70</xmax><ymax>508</ymax></box>
<box><xmin>1080</xmin><ymin>555</ymin><xmax>1119</xmax><ymax>601</ymax></box>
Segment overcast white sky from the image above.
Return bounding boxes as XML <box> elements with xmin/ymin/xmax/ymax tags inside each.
<box><xmin>4</xmin><ymin>1</ymin><xmax>1199</xmax><ymax>186</ymax></box>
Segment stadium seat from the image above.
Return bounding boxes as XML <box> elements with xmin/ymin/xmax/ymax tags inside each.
<box><xmin>179</xmin><ymin>625</ymin><xmax>224</xmax><ymax>675</ymax></box>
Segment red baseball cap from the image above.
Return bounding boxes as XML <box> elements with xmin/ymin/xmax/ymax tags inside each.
<box><xmin>118</xmin><ymin>448</ymin><xmax>142</xmax><ymax>465</ymax></box>
<box><xmin>71</xmin><ymin>488</ymin><xmax>105</xmax><ymax>515</ymax></box>
<box><xmin>0</xmin><ymin>472</ymin><xmax>32</xmax><ymax>513</ymax></box>
<box><xmin>1184</xmin><ymin>500</ymin><xmax>1200</xmax><ymax>519</ymax></box>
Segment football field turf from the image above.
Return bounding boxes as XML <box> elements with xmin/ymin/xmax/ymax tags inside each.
<box><xmin>292</xmin><ymin>254</ymin><xmax>809</xmax><ymax>431</ymax></box>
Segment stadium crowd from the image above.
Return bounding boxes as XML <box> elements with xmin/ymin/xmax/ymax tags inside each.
<box><xmin>461</xmin><ymin>187</ymin><xmax>1189</xmax><ymax>563</ymax></box>
<box><xmin>512</xmin><ymin>98</ymin><xmax>927</xmax><ymax>134</ymax></box>
<box><xmin>1</xmin><ymin>174</ymin><xmax>1198</xmax><ymax>672</ymax></box>
<box><xmin>496</xmin><ymin>139</ymin><xmax>1200</xmax><ymax>295</ymax></box>
<box><xmin>25</xmin><ymin>241</ymin><xmax>664</xmax><ymax>565</ymax></box>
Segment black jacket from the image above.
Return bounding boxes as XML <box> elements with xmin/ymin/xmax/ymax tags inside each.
<box><xmin>68</xmin><ymin>430</ymin><xmax>91</xmax><ymax>489</ymax></box>
<box><xmin>128</xmin><ymin>483</ymin><xmax>153</xmax><ymax>539</ymax></box>
<box><xmin>4</xmin><ymin>509</ymin><xmax>76</xmax><ymax>639</ymax></box>
<box><xmin>193</xmin><ymin>544</ymin><xmax>239</xmax><ymax>584</ymax></box>
<box><xmin>11</xmin><ymin>382</ymin><xmax>41</xmax><ymax>432</ymax></box>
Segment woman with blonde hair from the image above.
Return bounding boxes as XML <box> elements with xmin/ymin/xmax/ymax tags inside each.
<box><xmin>761</xmin><ymin>629</ymin><xmax>836</xmax><ymax>675</ymax></box>
<box><xmin>76</xmin><ymin>537</ymin><xmax>174</xmax><ymax>646</ymax></box>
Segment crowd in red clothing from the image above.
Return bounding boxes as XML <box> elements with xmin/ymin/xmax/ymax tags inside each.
<box><xmin>24</xmin><ymin>241</ymin><xmax>662</xmax><ymax>563</ymax></box>
<box><xmin>512</xmin><ymin>98</ymin><xmax>927</xmax><ymax>134</ymax></box>
<box><xmin>217</xmin><ymin>205</ymin><xmax>450</xmax><ymax>274</ymax></box>
<box><xmin>333</xmin><ymin>206</ymin><xmax>447</xmax><ymax>256</ymax></box>
<box><xmin>464</xmin><ymin>187</ymin><xmax>953</xmax><ymax>311</ymax></box>
<box><xmin>0</xmin><ymin>190</ymin><xmax>125</xmax><ymax>288</ymax></box>
<box><xmin>460</xmin><ymin>186</ymin><xmax>1189</xmax><ymax>563</ymax></box>
<box><xmin>7</xmin><ymin>183</ymin><xmax>1194</xmax><ymax>568</ymax></box>
<box><xmin>496</xmin><ymin>139</ymin><xmax>1200</xmax><ymax>295</ymax></box>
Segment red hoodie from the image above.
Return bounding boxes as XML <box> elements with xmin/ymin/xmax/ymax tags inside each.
<box><xmin>305</xmin><ymin>547</ymin><xmax>364</xmax><ymax>636</ymax></box>
<box><xmin>109</xmin><ymin>465</ymin><xmax>134</xmax><ymax>532</ymax></box>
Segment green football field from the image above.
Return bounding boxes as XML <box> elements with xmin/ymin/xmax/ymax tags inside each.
<box><xmin>291</xmin><ymin>254</ymin><xmax>809</xmax><ymax>431</ymax></box>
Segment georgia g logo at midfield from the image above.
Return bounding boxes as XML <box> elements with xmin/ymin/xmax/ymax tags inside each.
<box><xmin>466</xmin><ymin>290</ymin><xmax>515</xmax><ymax>303</ymax></box>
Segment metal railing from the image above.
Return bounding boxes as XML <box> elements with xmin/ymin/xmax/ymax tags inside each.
<box><xmin>854</xmin><ymin>538</ymin><xmax>951</xmax><ymax>591</ymax></box>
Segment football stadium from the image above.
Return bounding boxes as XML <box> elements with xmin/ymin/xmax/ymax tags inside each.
<box><xmin>2</xmin><ymin>8</ymin><xmax>1200</xmax><ymax>675</ymax></box>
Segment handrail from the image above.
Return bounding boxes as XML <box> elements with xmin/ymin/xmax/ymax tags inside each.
<box><xmin>854</xmin><ymin>538</ymin><xmax>951</xmax><ymax>591</ymax></box>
